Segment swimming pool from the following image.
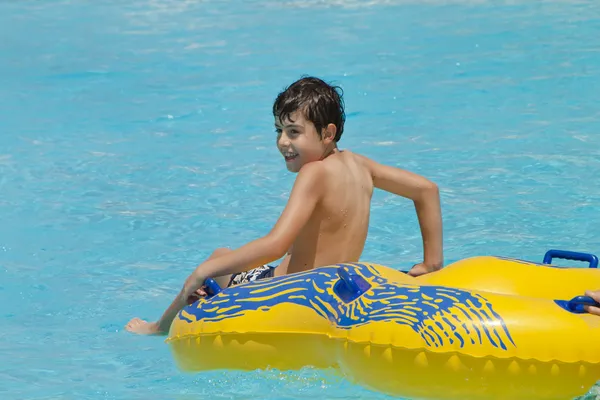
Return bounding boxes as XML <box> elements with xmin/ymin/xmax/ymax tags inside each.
<box><xmin>1</xmin><ymin>0</ymin><xmax>600</xmax><ymax>398</ymax></box>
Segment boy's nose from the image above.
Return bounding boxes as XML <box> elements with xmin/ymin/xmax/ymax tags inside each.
<box><xmin>277</xmin><ymin>132</ymin><xmax>290</xmax><ymax>147</ymax></box>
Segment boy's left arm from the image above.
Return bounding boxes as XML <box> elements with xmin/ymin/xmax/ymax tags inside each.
<box><xmin>185</xmin><ymin>162</ymin><xmax>326</xmax><ymax>289</ymax></box>
<box><xmin>357</xmin><ymin>154</ymin><xmax>443</xmax><ymax>276</ymax></box>
<box><xmin>125</xmin><ymin>163</ymin><xmax>327</xmax><ymax>335</ymax></box>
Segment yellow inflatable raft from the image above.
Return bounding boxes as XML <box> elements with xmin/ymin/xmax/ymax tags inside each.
<box><xmin>166</xmin><ymin>250</ymin><xmax>600</xmax><ymax>400</ymax></box>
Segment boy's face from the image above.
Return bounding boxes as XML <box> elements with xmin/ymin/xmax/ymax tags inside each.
<box><xmin>275</xmin><ymin>111</ymin><xmax>333</xmax><ymax>173</ymax></box>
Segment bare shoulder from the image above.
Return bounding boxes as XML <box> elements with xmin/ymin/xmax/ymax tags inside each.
<box><xmin>293</xmin><ymin>161</ymin><xmax>329</xmax><ymax>191</ymax></box>
<box><xmin>319</xmin><ymin>151</ymin><xmax>376</xmax><ymax>185</ymax></box>
<box><xmin>297</xmin><ymin>159</ymin><xmax>328</xmax><ymax>179</ymax></box>
<box><xmin>345</xmin><ymin>151</ymin><xmax>378</xmax><ymax>175</ymax></box>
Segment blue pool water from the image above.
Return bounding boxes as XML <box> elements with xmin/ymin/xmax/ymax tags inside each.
<box><xmin>2</xmin><ymin>0</ymin><xmax>600</xmax><ymax>398</ymax></box>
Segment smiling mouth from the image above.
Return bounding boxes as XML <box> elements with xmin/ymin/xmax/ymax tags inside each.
<box><xmin>283</xmin><ymin>153</ymin><xmax>298</xmax><ymax>162</ymax></box>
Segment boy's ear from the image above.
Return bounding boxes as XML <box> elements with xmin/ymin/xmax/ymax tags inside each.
<box><xmin>322</xmin><ymin>123</ymin><xmax>337</xmax><ymax>143</ymax></box>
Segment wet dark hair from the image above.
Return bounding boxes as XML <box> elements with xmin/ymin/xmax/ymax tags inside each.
<box><xmin>272</xmin><ymin>76</ymin><xmax>345</xmax><ymax>142</ymax></box>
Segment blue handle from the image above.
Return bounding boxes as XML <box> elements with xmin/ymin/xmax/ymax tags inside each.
<box><xmin>333</xmin><ymin>267</ymin><xmax>371</xmax><ymax>303</ymax></box>
<box><xmin>555</xmin><ymin>295</ymin><xmax>600</xmax><ymax>314</ymax></box>
<box><xmin>543</xmin><ymin>249</ymin><xmax>598</xmax><ymax>268</ymax></box>
<box><xmin>338</xmin><ymin>268</ymin><xmax>361</xmax><ymax>292</ymax></box>
<box><xmin>203</xmin><ymin>278</ymin><xmax>222</xmax><ymax>297</ymax></box>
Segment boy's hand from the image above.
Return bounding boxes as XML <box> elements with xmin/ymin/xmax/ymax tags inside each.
<box><xmin>184</xmin><ymin>287</ymin><xmax>208</xmax><ymax>305</ymax></box>
<box><xmin>181</xmin><ymin>271</ymin><xmax>207</xmax><ymax>304</ymax></box>
<box><xmin>584</xmin><ymin>290</ymin><xmax>600</xmax><ymax>316</ymax></box>
<box><xmin>407</xmin><ymin>262</ymin><xmax>442</xmax><ymax>277</ymax></box>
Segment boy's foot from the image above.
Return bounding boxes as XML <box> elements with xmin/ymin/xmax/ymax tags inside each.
<box><xmin>125</xmin><ymin>318</ymin><xmax>163</xmax><ymax>335</ymax></box>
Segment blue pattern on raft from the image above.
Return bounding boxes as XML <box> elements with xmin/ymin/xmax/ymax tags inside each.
<box><xmin>178</xmin><ymin>263</ymin><xmax>516</xmax><ymax>350</ymax></box>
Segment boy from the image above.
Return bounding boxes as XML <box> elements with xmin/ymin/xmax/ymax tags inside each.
<box><xmin>126</xmin><ymin>76</ymin><xmax>443</xmax><ymax>335</ymax></box>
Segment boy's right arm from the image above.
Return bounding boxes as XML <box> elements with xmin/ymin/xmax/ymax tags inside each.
<box><xmin>357</xmin><ymin>154</ymin><xmax>443</xmax><ymax>275</ymax></box>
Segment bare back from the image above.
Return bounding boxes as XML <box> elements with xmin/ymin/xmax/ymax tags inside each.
<box><xmin>280</xmin><ymin>151</ymin><xmax>374</xmax><ymax>275</ymax></box>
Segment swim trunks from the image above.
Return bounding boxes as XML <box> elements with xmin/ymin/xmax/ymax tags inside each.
<box><xmin>227</xmin><ymin>264</ymin><xmax>275</xmax><ymax>287</ymax></box>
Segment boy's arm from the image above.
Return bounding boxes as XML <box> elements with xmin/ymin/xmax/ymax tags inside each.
<box><xmin>357</xmin><ymin>154</ymin><xmax>443</xmax><ymax>275</ymax></box>
<box><xmin>188</xmin><ymin>162</ymin><xmax>326</xmax><ymax>283</ymax></box>
<box><xmin>126</xmin><ymin>162</ymin><xmax>326</xmax><ymax>335</ymax></box>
